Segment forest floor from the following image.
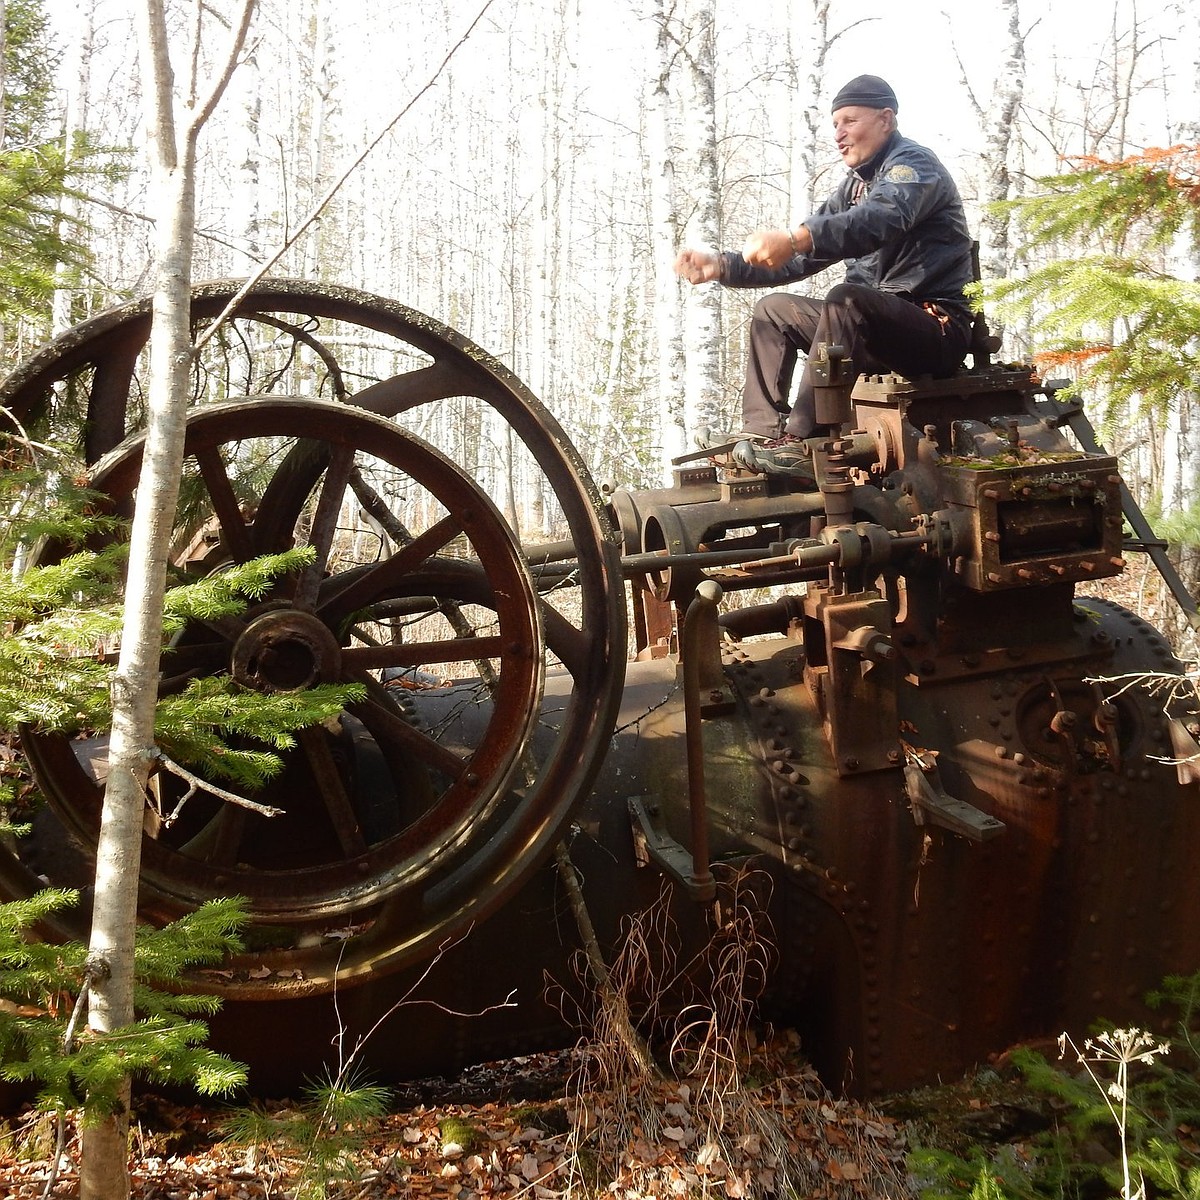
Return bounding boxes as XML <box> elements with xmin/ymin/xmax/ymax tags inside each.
<box><xmin>0</xmin><ymin>1030</ymin><xmax>1079</xmax><ymax>1200</ymax></box>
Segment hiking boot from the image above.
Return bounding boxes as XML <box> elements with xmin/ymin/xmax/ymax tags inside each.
<box><xmin>695</xmin><ymin>426</ymin><xmax>776</xmax><ymax>451</ymax></box>
<box><xmin>732</xmin><ymin>434</ymin><xmax>817</xmax><ymax>482</ymax></box>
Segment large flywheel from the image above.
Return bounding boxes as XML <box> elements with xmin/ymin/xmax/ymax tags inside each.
<box><xmin>0</xmin><ymin>281</ymin><xmax>627</xmax><ymax>995</ymax></box>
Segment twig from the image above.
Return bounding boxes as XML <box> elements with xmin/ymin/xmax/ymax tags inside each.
<box><xmin>191</xmin><ymin>0</ymin><xmax>498</xmax><ymax>357</ymax></box>
<box><xmin>336</xmin><ymin>924</ymin><xmax>519</xmax><ymax>1078</ymax></box>
<box><xmin>555</xmin><ymin>840</ymin><xmax>660</xmax><ymax>1078</ymax></box>
<box><xmin>0</xmin><ymin>406</ymin><xmax>59</xmax><ymax>470</ymax></box>
<box><xmin>153</xmin><ymin>749</ymin><xmax>285</xmax><ymax>820</ymax></box>
<box><xmin>40</xmin><ymin>960</ymin><xmax>104</xmax><ymax>1200</ymax></box>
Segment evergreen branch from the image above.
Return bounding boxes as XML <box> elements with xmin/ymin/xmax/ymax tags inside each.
<box><xmin>0</xmin><ymin>896</ymin><xmax>249</xmax><ymax>1113</ymax></box>
<box><xmin>160</xmin><ymin>546</ymin><xmax>315</xmax><ymax>621</ymax></box>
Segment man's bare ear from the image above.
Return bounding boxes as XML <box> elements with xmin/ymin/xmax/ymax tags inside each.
<box><xmin>883</xmin><ymin>109</ymin><xmax>898</xmax><ymax>132</ymax></box>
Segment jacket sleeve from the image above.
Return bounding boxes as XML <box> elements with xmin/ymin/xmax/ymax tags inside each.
<box><xmin>803</xmin><ymin>145</ymin><xmax>948</xmax><ymax>263</ymax></box>
<box><xmin>716</xmin><ymin>194</ymin><xmax>844</xmax><ymax>289</ymax></box>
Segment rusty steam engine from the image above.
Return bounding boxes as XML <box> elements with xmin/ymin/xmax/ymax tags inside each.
<box><xmin>2</xmin><ymin>281</ymin><xmax>1199</xmax><ymax>1098</ymax></box>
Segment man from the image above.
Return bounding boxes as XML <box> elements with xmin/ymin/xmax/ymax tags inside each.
<box><xmin>674</xmin><ymin>74</ymin><xmax>974</xmax><ymax>477</ymax></box>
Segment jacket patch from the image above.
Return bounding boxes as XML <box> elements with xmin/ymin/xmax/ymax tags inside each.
<box><xmin>886</xmin><ymin>164</ymin><xmax>918</xmax><ymax>183</ymax></box>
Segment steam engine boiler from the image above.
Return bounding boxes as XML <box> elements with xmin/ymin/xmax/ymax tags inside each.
<box><xmin>2</xmin><ymin>280</ymin><xmax>1198</xmax><ymax>1098</ymax></box>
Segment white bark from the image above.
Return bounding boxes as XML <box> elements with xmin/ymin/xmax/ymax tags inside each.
<box><xmin>674</xmin><ymin>0</ymin><xmax>722</xmax><ymax>465</ymax></box>
<box><xmin>647</xmin><ymin>0</ymin><xmax>684</xmax><ymax>482</ymax></box>
<box><xmin>0</xmin><ymin>0</ymin><xmax>6</xmax><ymax>148</ymax></box>
<box><xmin>788</xmin><ymin>0</ymin><xmax>830</xmax><ymax>221</ymax></box>
<box><xmin>975</xmin><ymin>0</ymin><xmax>1024</xmax><ymax>286</ymax></box>
<box><xmin>80</xmin><ymin>4</ymin><xmax>256</xmax><ymax>1197</ymax></box>
<box><xmin>52</xmin><ymin>0</ymin><xmax>97</xmax><ymax>334</ymax></box>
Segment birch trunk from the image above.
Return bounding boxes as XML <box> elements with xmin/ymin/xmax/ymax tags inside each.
<box><xmin>1159</xmin><ymin>79</ymin><xmax>1200</xmax><ymax>647</ymax></box>
<box><xmin>789</xmin><ymin>0</ymin><xmax>830</xmax><ymax>221</ymax></box>
<box><xmin>0</xmin><ymin>0</ymin><xmax>6</xmax><ymax>148</ymax></box>
<box><xmin>647</xmin><ymin>0</ymin><xmax>685</xmax><ymax>483</ymax></box>
<box><xmin>80</xmin><ymin>3</ymin><xmax>255</xmax><ymax>1196</ymax></box>
<box><xmin>674</xmin><ymin>0</ymin><xmax>722</xmax><ymax>466</ymax></box>
<box><xmin>975</xmin><ymin>0</ymin><xmax>1024</xmax><ymax>288</ymax></box>
<box><xmin>53</xmin><ymin>0</ymin><xmax>96</xmax><ymax>333</ymax></box>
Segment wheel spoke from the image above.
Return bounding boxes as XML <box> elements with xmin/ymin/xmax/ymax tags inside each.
<box><xmin>178</xmin><ymin>806</ymin><xmax>247</xmax><ymax>868</ymax></box>
<box><xmin>348</xmin><ymin>694</ymin><xmax>468</xmax><ymax>782</ymax></box>
<box><xmin>316</xmin><ymin>512</ymin><xmax>465</xmax><ymax>623</ymax></box>
<box><xmin>353</xmin><ymin>359</ymin><xmax>484</xmax><ymax>416</ymax></box>
<box><xmin>298</xmin><ymin>726</ymin><xmax>369</xmax><ymax>857</ymax></box>
<box><xmin>194</xmin><ymin>444</ymin><xmax>254</xmax><ymax>563</ymax></box>
<box><xmin>342</xmin><ymin>635</ymin><xmax>503</xmax><ymax>672</ymax></box>
<box><xmin>293</xmin><ymin>443</ymin><xmax>355</xmax><ymax>609</ymax></box>
<box><xmin>349</xmin><ymin>467</ymin><xmax>412</xmax><ymax>542</ymax></box>
<box><xmin>538</xmin><ymin>599</ymin><xmax>593</xmax><ymax>680</ymax></box>
<box><xmin>159</xmin><ymin>640</ymin><xmax>232</xmax><ymax>692</ymax></box>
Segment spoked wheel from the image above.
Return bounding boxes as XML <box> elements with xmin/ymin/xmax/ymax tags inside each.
<box><xmin>0</xmin><ymin>283</ymin><xmax>626</xmax><ymax>995</ymax></box>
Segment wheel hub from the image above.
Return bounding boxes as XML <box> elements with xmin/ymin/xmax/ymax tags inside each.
<box><xmin>231</xmin><ymin>609</ymin><xmax>342</xmax><ymax>692</ymax></box>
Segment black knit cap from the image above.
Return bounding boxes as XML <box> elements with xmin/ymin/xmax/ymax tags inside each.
<box><xmin>830</xmin><ymin>74</ymin><xmax>898</xmax><ymax>113</ymax></box>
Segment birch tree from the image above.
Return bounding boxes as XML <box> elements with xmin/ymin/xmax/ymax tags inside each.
<box><xmin>1157</xmin><ymin>37</ymin><xmax>1200</xmax><ymax>647</ymax></box>
<box><xmin>671</xmin><ymin>0</ymin><xmax>722</xmax><ymax>465</ymax></box>
<box><xmin>52</xmin><ymin>0</ymin><xmax>94</xmax><ymax>334</ymax></box>
<box><xmin>0</xmin><ymin>0</ymin><xmax>7</xmax><ymax>146</ymax></box>
<box><xmin>647</xmin><ymin>0</ymin><xmax>684</xmax><ymax>476</ymax></box>
<box><xmin>79</xmin><ymin>3</ymin><xmax>255</xmax><ymax>1195</ymax></box>
<box><xmin>786</xmin><ymin>0</ymin><xmax>830</xmax><ymax>221</ymax></box>
<box><xmin>957</xmin><ymin>0</ymin><xmax>1024</xmax><ymax>287</ymax></box>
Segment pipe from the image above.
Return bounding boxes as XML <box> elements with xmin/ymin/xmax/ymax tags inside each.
<box><xmin>679</xmin><ymin>580</ymin><xmax>722</xmax><ymax>901</ymax></box>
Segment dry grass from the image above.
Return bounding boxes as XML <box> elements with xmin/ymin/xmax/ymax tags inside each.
<box><xmin>555</xmin><ymin>868</ymin><xmax>914</xmax><ymax>1199</ymax></box>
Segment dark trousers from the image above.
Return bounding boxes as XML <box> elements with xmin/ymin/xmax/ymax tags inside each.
<box><xmin>741</xmin><ymin>282</ymin><xmax>971</xmax><ymax>437</ymax></box>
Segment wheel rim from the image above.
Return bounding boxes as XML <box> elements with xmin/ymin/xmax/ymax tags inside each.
<box><xmin>1</xmin><ymin>282</ymin><xmax>627</xmax><ymax>993</ymax></box>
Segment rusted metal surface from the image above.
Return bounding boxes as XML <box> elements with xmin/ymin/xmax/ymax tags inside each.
<box><xmin>3</xmin><ymin>283</ymin><xmax>1200</xmax><ymax>1099</ymax></box>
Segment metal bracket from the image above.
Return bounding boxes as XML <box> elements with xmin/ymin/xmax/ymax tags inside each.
<box><xmin>1038</xmin><ymin>390</ymin><xmax>1200</xmax><ymax>631</ymax></box>
<box><xmin>905</xmin><ymin>758</ymin><xmax>1006</xmax><ymax>842</ymax></box>
<box><xmin>628</xmin><ymin>795</ymin><xmax>716</xmax><ymax>901</ymax></box>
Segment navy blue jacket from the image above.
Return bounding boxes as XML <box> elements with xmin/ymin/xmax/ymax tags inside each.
<box><xmin>718</xmin><ymin>131</ymin><xmax>973</xmax><ymax>329</ymax></box>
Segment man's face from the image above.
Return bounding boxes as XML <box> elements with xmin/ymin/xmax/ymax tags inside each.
<box><xmin>832</xmin><ymin>105</ymin><xmax>893</xmax><ymax>169</ymax></box>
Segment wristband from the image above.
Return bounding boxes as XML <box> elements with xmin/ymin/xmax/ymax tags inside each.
<box><xmin>788</xmin><ymin>230</ymin><xmax>799</xmax><ymax>256</ymax></box>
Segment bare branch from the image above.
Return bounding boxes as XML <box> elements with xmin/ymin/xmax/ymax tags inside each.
<box><xmin>186</xmin><ymin>0</ymin><xmax>257</xmax><ymax>144</ymax></box>
<box><xmin>328</xmin><ymin>924</ymin><xmax>519</xmax><ymax>1082</ymax></box>
<box><xmin>191</xmin><ymin>0</ymin><xmax>498</xmax><ymax>356</ymax></box>
<box><xmin>153</xmin><ymin>749</ymin><xmax>285</xmax><ymax>820</ymax></box>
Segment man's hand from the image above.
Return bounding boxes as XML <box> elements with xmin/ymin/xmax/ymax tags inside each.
<box><xmin>742</xmin><ymin>227</ymin><xmax>810</xmax><ymax>269</ymax></box>
<box><xmin>674</xmin><ymin>248</ymin><xmax>721</xmax><ymax>284</ymax></box>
